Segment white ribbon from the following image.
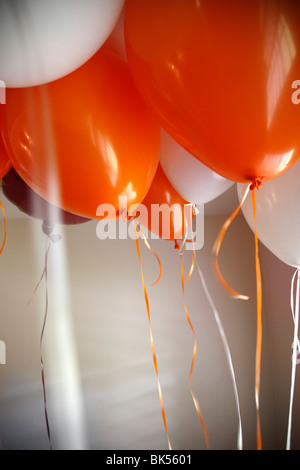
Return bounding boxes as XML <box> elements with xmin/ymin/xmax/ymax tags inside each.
<box><xmin>195</xmin><ymin>253</ymin><xmax>243</xmax><ymax>450</ymax></box>
<box><xmin>286</xmin><ymin>267</ymin><xmax>300</xmax><ymax>450</ymax></box>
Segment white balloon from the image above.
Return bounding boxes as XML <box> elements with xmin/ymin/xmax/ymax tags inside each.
<box><xmin>237</xmin><ymin>162</ymin><xmax>300</xmax><ymax>268</ymax></box>
<box><xmin>159</xmin><ymin>129</ymin><xmax>234</xmax><ymax>204</ymax></box>
<box><xmin>0</xmin><ymin>0</ymin><xmax>124</xmax><ymax>88</ymax></box>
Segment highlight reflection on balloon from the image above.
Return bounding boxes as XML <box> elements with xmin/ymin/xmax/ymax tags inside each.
<box><xmin>125</xmin><ymin>0</ymin><xmax>300</xmax><ymax>183</ymax></box>
<box><xmin>1</xmin><ymin>48</ymin><xmax>160</xmax><ymax>220</ymax></box>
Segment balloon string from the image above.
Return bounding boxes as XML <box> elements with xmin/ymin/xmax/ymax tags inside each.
<box><xmin>212</xmin><ymin>181</ymin><xmax>262</xmax><ymax>449</ymax></box>
<box><xmin>27</xmin><ymin>252</ymin><xmax>49</xmax><ymax>306</ymax></box>
<box><xmin>185</xmin><ymin>247</ymin><xmax>195</xmax><ymax>283</ymax></box>
<box><xmin>132</xmin><ymin>219</ymin><xmax>172</xmax><ymax>450</ymax></box>
<box><xmin>179</xmin><ymin>248</ymin><xmax>209</xmax><ymax>449</ymax></box>
<box><xmin>0</xmin><ymin>201</ymin><xmax>7</xmax><ymax>255</ymax></box>
<box><xmin>134</xmin><ymin>222</ymin><xmax>162</xmax><ymax>286</ymax></box>
<box><xmin>251</xmin><ymin>189</ymin><xmax>262</xmax><ymax>451</ymax></box>
<box><xmin>40</xmin><ymin>238</ymin><xmax>53</xmax><ymax>451</ymax></box>
<box><xmin>178</xmin><ymin>203</ymin><xmax>198</xmax><ymax>282</ymax></box>
<box><xmin>176</xmin><ymin>239</ymin><xmax>195</xmax><ymax>282</ymax></box>
<box><xmin>194</xmin><ymin>252</ymin><xmax>243</xmax><ymax>450</ymax></box>
<box><xmin>178</xmin><ymin>203</ymin><xmax>196</xmax><ymax>255</ymax></box>
<box><xmin>212</xmin><ymin>185</ymin><xmax>250</xmax><ymax>300</ymax></box>
<box><xmin>28</xmin><ymin>235</ymin><xmax>53</xmax><ymax>450</ymax></box>
<box><xmin>290</xmin><ymin>269</ymin><xmax>300</xmax><ymax>357</ymax></box>
<box><xmin>286</xmin><ymin>267</ymin><xmax>300</xmax><ymax>450</ymax></box>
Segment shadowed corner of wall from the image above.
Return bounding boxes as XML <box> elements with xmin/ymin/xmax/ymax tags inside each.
<box><xmin>0</xmin><ymin>80</ymin><xmax>6</xmax><ymax>105</ymax></box>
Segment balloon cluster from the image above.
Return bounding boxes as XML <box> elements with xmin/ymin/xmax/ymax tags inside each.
<box><xmin>0</xmin><ymin>0</ymin><xmax>300</xmax><ymax>452</ymax></box>
<box><xmin>0</xmin><ymin>0</ymin><xmax>298</xmax><ymax>248</ymax></box>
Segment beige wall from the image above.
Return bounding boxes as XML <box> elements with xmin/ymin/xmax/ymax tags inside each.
<box><xmin>0</xmin><ymin>212</ymin><xmax>298</xmax><ymax>450</ymax></box>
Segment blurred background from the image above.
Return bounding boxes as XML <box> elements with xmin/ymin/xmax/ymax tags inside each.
<box><xmin>0</xmin><ymin>183</ymin><xmax>299</xmax><ymax>450</ymax></box>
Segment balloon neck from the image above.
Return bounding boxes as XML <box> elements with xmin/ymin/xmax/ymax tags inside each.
<box><xmin>174</xmin><ymin>240</ymin><xmax>180</xmax><ymax>250</ymax></box>
<box><xmin>122</xmin><ymin>210</ymin><xmax>139</xmax><ymax>224</ymax></box>
<box><xmin>42</xmin><ymin>220</ymin><xmax>55</xmax><ymax>236</ymax></box>
<box><xmin>42</xmin><ymin>220</ymin><xmax>62</xmax><ymax>243</ymax></box>
<box><xmin>250</xmin><ymin>178</ymin><xmax>263</xmax><ymax>191</ymax></box>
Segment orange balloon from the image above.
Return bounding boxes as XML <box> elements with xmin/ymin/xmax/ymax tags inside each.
<box><xmin>1</xmin><ymin>49</ymin><xmax>160</xmax><ymax>219</ymax></box>
<box><xmin>137</xmin><ymin>164</ymin><xmax>192</xmax><ymax>242</ymax></box>
<box><xmin>0</xmin><ymin>135</ymin><xmax>11</xmax><ymax>180</ymax></box>
<box><xmin>0</xmin><ymin>111</ymin><xmax>11</xmax><ymax>180</ymax></box>
<box><xmin>125</xmin><ymin>0</ymin><xmax>300</xmax><ymax>183</ymax></box>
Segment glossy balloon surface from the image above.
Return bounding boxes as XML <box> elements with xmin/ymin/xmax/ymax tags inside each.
<box><xmin>138</xmin><ymin>164</ymin><xmax>192</xmax><ymax>242</ymax></box>
<box><xmin>0</xmin><ymin>134</ymin><xmax>11</xmax><ymax>180</ymax></box>
<box><xmin>160</xmin><ymin>129</ymin><xmax>234</xmax><ymax>204</ymax></box>
<box><xmin>0</xmin><ymin>0</ymin><xmax>125</xmax><ymax>87</ymax></box>
<box><xmin>1</xmin><ymin>49</ymin><xmax>160</xmax><ymax>220</ymax></box>
<box><xmin>125</xmin><ymin>0</ymin><xmax>300</xmax><ymax>183</ymax></box>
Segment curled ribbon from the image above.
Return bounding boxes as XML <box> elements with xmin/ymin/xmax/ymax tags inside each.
<box><xmin>134</xmin><ymin>221</ymin><xmax>162</xmax><ymax>286</ymax></box>
<box><xmin>178</xmin><ymin>241</ymin><xmax>209</xmax><ymax>449</ymax></box>
<box><xmin>286</xmin><ymin>267</ymin><xmax>300</xmax><ymax>450</ymax></box>
<box><xmin>194</xmin><ymin>247</ymin><xmax>243</xmax><ymax>450</ymax></box>
<box><xmin>131</xmin><ymin>219</ymin><xmax>172</xmax><ymax>450</ymax></box>
<box><xmin>212</xmin><ymin>181</ymin><xmax>263</xmax><ymax>450</ymax></box>
<box><xmin>212</xmin><ymin>185</ymin><xmax>250</xmax><ymax>300</ymax></box>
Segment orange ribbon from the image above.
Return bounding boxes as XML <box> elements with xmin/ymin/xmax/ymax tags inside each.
<box><xmin>184</xmin><ymin>247</ymin><xmax>195</xmax><ymax>283</ymax></box>
<box><xmin>132</xmin><ymin>219</ymin><xmax>172</xmax><ymax>450</ymax></box>
<box><xmin>134</xmin><ymin>222</ymin><xmax>162</xmax><ymax>286</ymax></box>
<box><xmin>212</xmin><ymin>185</ymin><xmax>250</xmax><ymax>300</ymax></box>
<box><xmin>179</xmin><ymin>247</ymin><xmax>209</xmax><ymax>449</ymax></box>
<box><xmin>212</xmin><ymin>182</ymin><xmax>263</xmax><ymax>450</ymax></box>
<box><xmin>251</xmin><ymin>189</ymin><xmax>262</xmax><ymax>451</ymax></box>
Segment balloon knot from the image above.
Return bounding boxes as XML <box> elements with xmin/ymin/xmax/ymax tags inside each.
<box><xmin>192</xmin><ymin>204</ymin><xmax>200</xmax><ymax>216</ymax></box>
<box><xmin>123</xmin><ymin>214</ymin><xmax>131</xmax><ymax>223</ymax></box>
<box><xmin>250</xmin><ymin>178</ymin><xmax>262</xmax><ymax>191</ymax></box>
<box><xmin>42</xmin><ymin>220</ymin><xmax>55</xmax><ymax>236</ymax></box>
<box><xmin>42</xmin><ymin>220</ymin><xmax>62</xmax><ymax>243</ymax></box>
<box><xmin>122</xmin><ymin>211</ymin><xmax>138</xmax><ymax>223</ymax></box>
<box><xmin>174</xmin><ymin>240</ymin><xmax>180</xmax><ymax>250</ymax></box>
